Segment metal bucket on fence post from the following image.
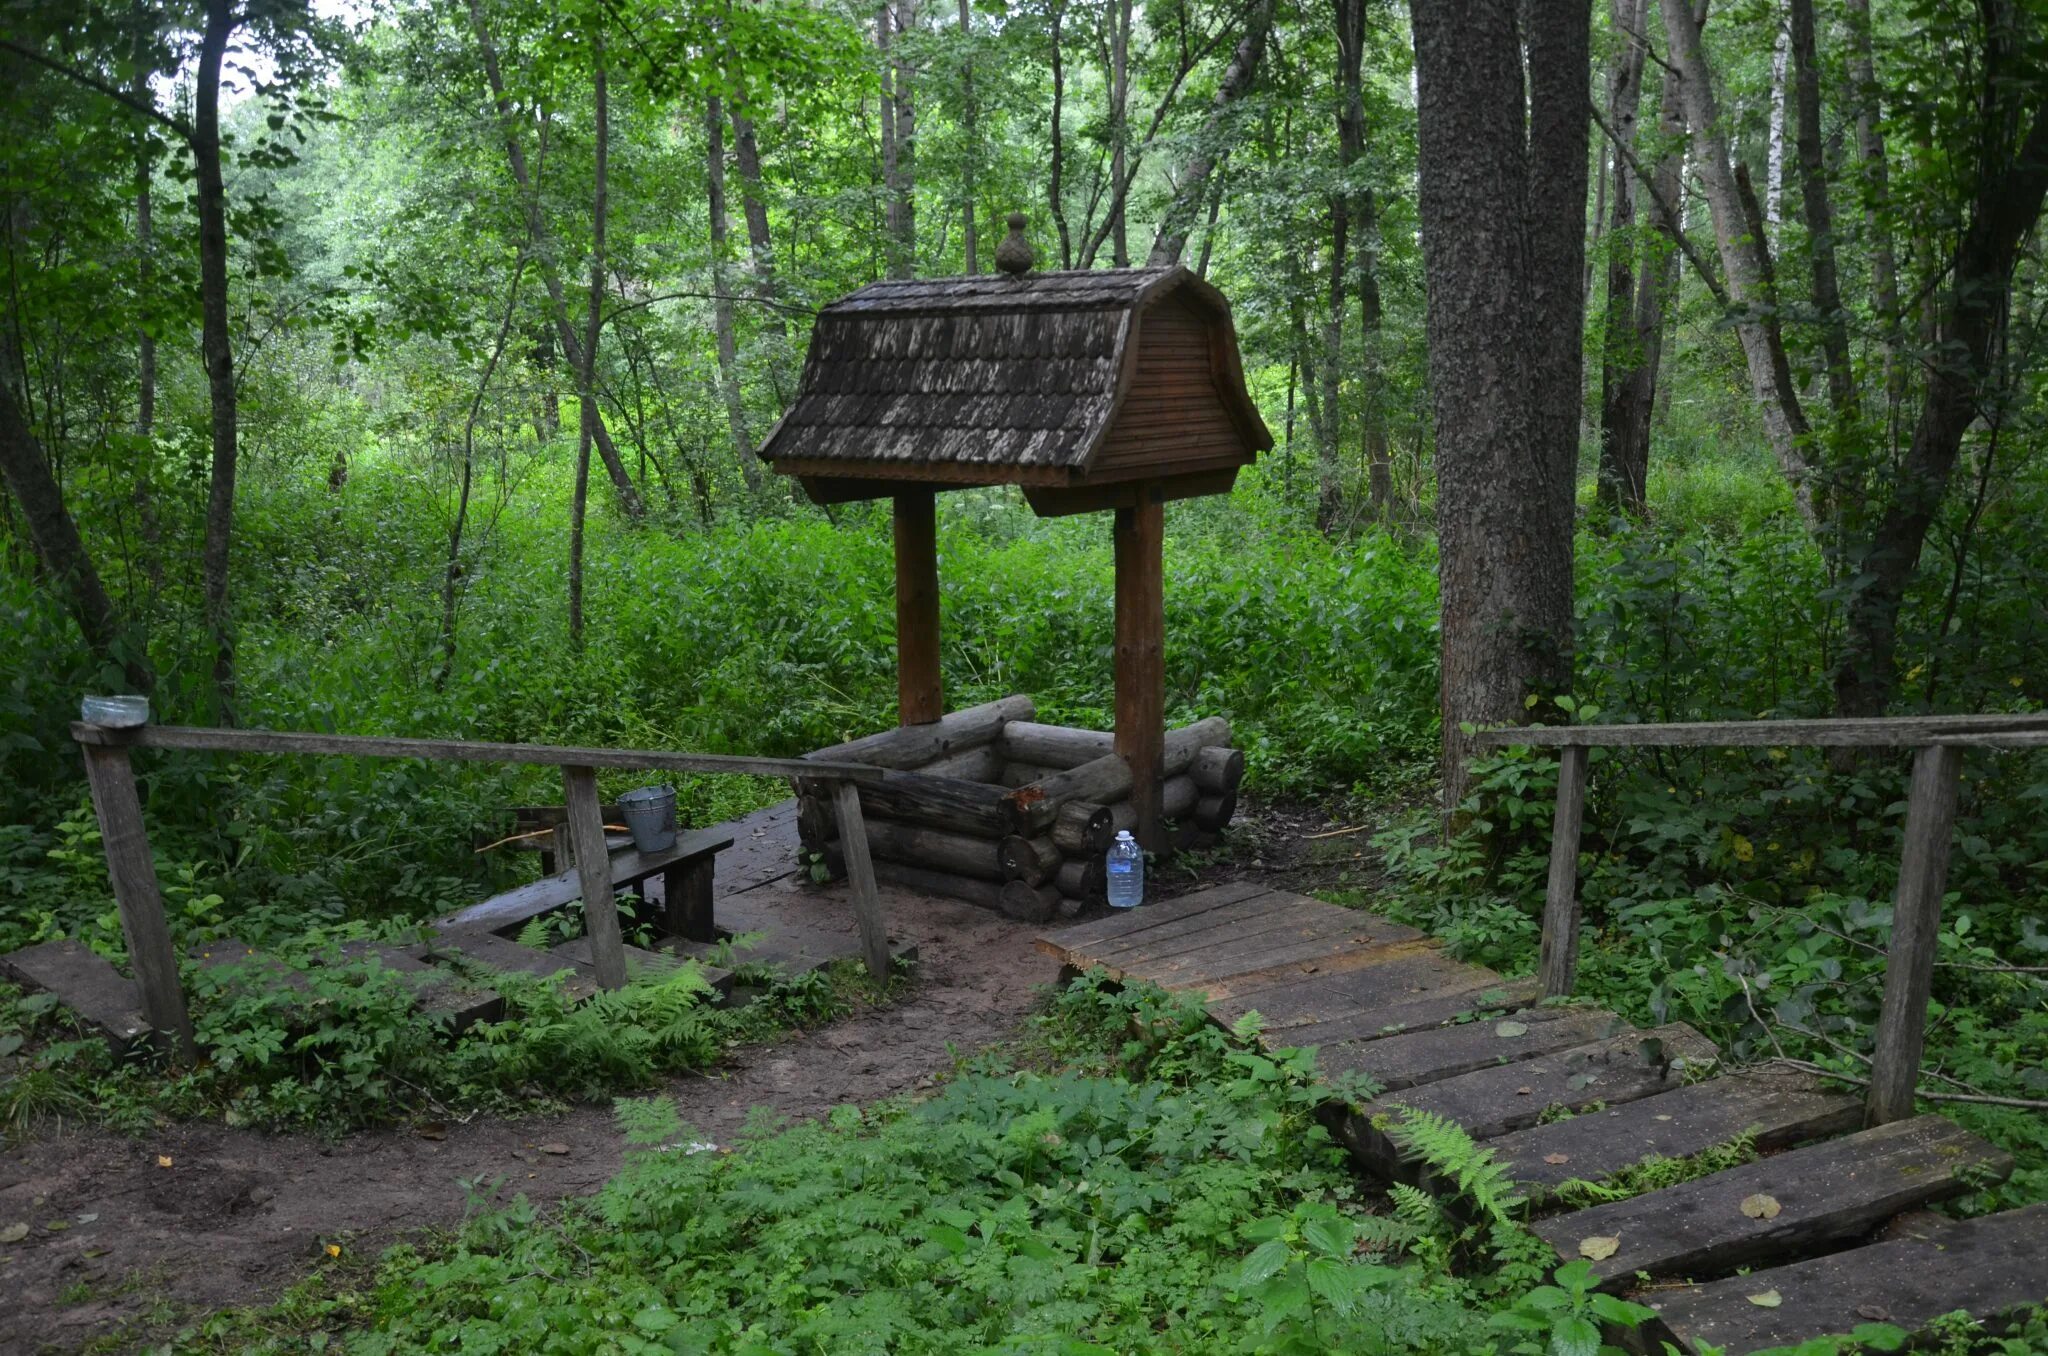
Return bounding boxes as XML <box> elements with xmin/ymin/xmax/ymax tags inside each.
<box><xmin>618</xmin><ymin>785</ymin><xmax>678</xmax><ymax>853</ymax></box>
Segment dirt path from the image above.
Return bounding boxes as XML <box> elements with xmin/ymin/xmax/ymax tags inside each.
<box><xmin>0</xmin><ymin>885</ymin><xmax>1063</xmax><ymax>1354</ymax></box>
<box><xmin>0</xmin><ymin>797</ymin><xmax>1367</xmax><ymax>1354</ymax></box>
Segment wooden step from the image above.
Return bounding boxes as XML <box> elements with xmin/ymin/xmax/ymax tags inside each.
<box><xmin>426</xmin><ymin>931</ymin><xmax>599</xmax><ymax>1001</ymax></box>
<box><xmin>714</xmin><ymin>924</ymin><xmax>918</xmax><ymax>980</ymax></box>
<box><xmin>1269</xmin><ymin>979</ymin><xmax>1540</xmax><ymax>1046</ymax></box>
<box><xmin>1315</xmin><ymin>1005</ymin><xmax>1622</xmax><ymax>1093</ymax></box>
<box><xmin>0</xmin><ymin>939</ymin><xmax>151</xmax><ymax>1053</ymax></box>
<box><xmin>1487</xmin><ymin>1067</ymin><xmax>1862</xmax><ymax>1200</ymax></box>
<box><xmin>1337</xmin><ymin>1023</ymin><xmax>1718</xmax><ymax>1178</ymax></box>
<box><xmin>329</xmin><ymin>942</ymin><xmax>504</xmax><ymax>1031</ymax></box>
<box><xmin>1210</xmin><ymin>949</ymin><xmax>1511</xmax><ymax>1032</ymax></box>
<box><xmin>1035</xmin><ymin>880</ymin><xmax>1273</xmax><ymax>960</ymax></box>
<box><xmin>1137</xmin><ymin>915</ymin><xmax>1427</xmax><ymax>993</ymax></box>
<box><xmin>1639</xmin><ymin>1202</ymin><xmax>2048</xmax><ymax>1355</ymax></box>
<box><xmin>1532</xmin><ymin>1114</ymin><xmax>2012</xmax><ymax>1289</ymax></box>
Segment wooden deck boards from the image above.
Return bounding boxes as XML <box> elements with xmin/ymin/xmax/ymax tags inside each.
<box><xmin>1036</xmin><ymin>884</ymin><xmax>2048</xmax><ymax>1352</ymax></box>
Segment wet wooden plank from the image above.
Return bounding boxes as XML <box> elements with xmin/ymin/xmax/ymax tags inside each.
<box><xmin>1338</xmin><ymin>1023</ymin><xmax>1718</xmax><ymax>1178</ymax></box>
<box><xmin>0</xmin><ymin>939</ymin><xmax>151</xmax><ymax>1053</ymax></box>
<box><xmin>1640</xmin><ymin>1203</ymin><xmax>2048</xmax><ymax>1355</ymax></box>
<box><xmin>1206</xmin><ymin>950</ymin><xmax>1507</xmax><ymax>1030</ymax></box>
<box><xmin>1315</xmin><ymin>1006</ymin><xmax>1622</xmax><ymax>1093</ymax></box>
<box><xmin>1034</xmin><ymin>879</ymin><xmax>1272</xmax><ymax>959</ymax></box>
<box><xmin>1271</xmin><ymin>980</ymin><xmax>1541</xmax><ymax>1046</ymax></box>
<box><xmin>1088</xmin><ymin>893</ymin><xmax>1334</xmax><ymax>963</ymax></box>
<box><xmin>1111</xmin><ymin>900</ymin><xmax>1420</xmax><ymax>975</ymax></box>
<box><xmin>437</xmin><ymin>827</ymin><xmax>736</xmax><ymax>937</ymax></box>
<box><xmin>1126</xmin><ymin>914</ymin><xmax>1422</xmax><ymax>994</ymax></box>
<box><xmin>711</xmin><ymin>800</ymin><xmax>806</xmax><ymax>897</ymax></box>
<box><xmin>1532</xmin><ymin>1114</ymin><xmax>2012</xmax><ymax>1289</ymax></box>
<box><xmin>1488</xmin><ymin>1068</ymin><xmax>1863</xmax><ymax>1199</ymax></box>
<box><xmin>427</xmin><ymin>931</ymin><xmax>599</xmax><ymax>1002</ymax></box>
<box><xmin>1200</xmin><ymin>938</ymin><xmax>1474</xmax><ymax>1003</ymax></box>
<box><xmin>331</xmin><ymin>941</ymin><xmax>503</xmax><ymax>1031</ymax></box>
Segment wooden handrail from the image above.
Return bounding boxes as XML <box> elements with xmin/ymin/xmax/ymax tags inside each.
<box><xmin>71</xmin><ymin>722</ymin><xmax>885</xmax><ymax>782</ymax></box>
<box><xmin>1475</xmin><ymin>713</ymin><xmax>2040</xmax><ymax>1130</ymax></box>
<box><xmin>69</xmin><ymin>721</ymin><xmax>895</xmax><ymax>1059</ymax></box>
<box><xmin>1469</xmin><ymin>712</ymin><xmax>2048</xmax><ymax>748</ymax></box>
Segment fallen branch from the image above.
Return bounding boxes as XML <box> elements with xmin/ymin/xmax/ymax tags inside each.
<box><xmin>1763</xmin><ymin>1057</ymin><xmax>2048</xmax><ymax>1111</ymax></box>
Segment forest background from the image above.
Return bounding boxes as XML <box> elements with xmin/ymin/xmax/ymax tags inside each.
<box><xmin>0</xmin><ymin>0</ymin><xmax>2044</xmax><ymax>1197</ymax></box>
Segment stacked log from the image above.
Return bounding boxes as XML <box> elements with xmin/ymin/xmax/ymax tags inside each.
<box><xmin>795</xmin><ymin>696</ymin><xmax>1244</xmax><ymax>921</ymax></box>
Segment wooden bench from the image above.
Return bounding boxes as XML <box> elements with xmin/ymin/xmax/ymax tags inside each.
<box><xmin>436</xmin><ymin>827</ymin><xmax>737</xmax><ymax>944</ymax></box>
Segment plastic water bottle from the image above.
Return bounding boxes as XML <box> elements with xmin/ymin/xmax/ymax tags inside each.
<box><xmin>1105</xmin><ymin>830</ymin><xmax>1144</xmax><ymax>909</ymax></box>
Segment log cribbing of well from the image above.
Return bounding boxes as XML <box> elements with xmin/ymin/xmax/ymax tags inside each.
<box><xmin>795</xmin><ymin>696</ymin><xmax>1244</xmax><ymax>922</ymax></box>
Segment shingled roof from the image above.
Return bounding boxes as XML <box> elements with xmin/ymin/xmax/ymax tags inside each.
<box><xmin>757</xmin><ymin>266</ymin><xmax>1272</xmax><ymax>494</ymax></box>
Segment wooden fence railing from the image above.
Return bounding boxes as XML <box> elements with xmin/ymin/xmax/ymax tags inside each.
<box><xmin>70</xmin><ymin>722</ymin><xmax>888</xmax><ymax>1062</ymax></box>
<box><xmin>1471</xmin><ymin>712</ymin><xmax>2048</xmax><ymax>1127</ymax></box>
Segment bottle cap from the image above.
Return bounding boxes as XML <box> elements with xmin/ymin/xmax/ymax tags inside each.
<box><xmin>1114</xmin><ymin>830</ymin><xmax>1134</xmax><ymax>842</ymax></box>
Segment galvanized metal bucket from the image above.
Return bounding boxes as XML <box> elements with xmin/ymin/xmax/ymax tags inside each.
<box><xmin>618</xmin><ymin>785</ymin><xmax>678</xmax><ymax>853</ymax></box>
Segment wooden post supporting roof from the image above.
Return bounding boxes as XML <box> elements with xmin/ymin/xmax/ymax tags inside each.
<box><xmin>1113</xmin><ymin>487</ymin><xmax>1166</xmax><ymax>851</ymax></box>
<box><xmin>894</xmin><ymin>489</ymin><xmax>943</xmax><ymax>726</ymax></box>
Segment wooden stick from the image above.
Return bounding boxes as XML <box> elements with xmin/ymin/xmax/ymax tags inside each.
<box><xmin>563</xmin><ymin>766</ymin><xmax>626</xmax><ymax>989</ymax></box>
<box><xmin>893</xmin><ymin>489</ymin><xmax>944</xmax><ymax>726</ymax></box>
<box><xmin>1539</xmin><ymin>744</ymin><xmax>1590</xmax><ymax>998</ymax></box>
<box><xmin>74</xmin><ymin>722</ymin><xmax>883</xmax><ymax>781</ymax></box>
<box><xmin>79</xmin><ymin>743</ymin><xmax>194</xmax><ymax>1060</ymax></box>
<box><xmin>1113</xmin><ymin>492</ymin><xmax>1166</xmax><ymax>851</ymax></box>
<box><xmin>830</xmin><ymin>779</ymin><xmax>893</xmax><ymax>981</ymax></box>
<box><xmin>1867</xmin><ymin>744</ymin><xmax>1964</xmax><ymax>1126</ymax></box>
<box><xmin>1468</xmin><ymin>712</ymin><xmax>2048</xmax><ymax>748</ymax></box>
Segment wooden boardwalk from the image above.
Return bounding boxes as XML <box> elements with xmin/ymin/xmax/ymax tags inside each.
<box><xmin>3</xmin><ymin>800</ymin><xmax>906</xmax><ymax>1041</ymax></box>
<box><xmin>1038</xmin><ymin>881</ymin><xmax>2048</xmax><ymax>1354</ymax></box>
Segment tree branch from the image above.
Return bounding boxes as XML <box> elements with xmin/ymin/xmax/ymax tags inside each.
<box><xmin>0</xmin><ymin>39</ymin><xmax>193</xmax><ymax>143</ymax></box>
<box><xmin>1590</xmin><ymin>102</ymin><xmax>1729</xmax><ymax>306</ymax></box>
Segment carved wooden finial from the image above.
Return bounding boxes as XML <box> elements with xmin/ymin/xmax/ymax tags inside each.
<box><xmin>994</xmin><ymin>212</ymin><xmax>1035</xmax><ymax>276</ymax></box>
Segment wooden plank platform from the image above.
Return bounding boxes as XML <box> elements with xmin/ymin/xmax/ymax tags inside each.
<box><xmin>1036</xmin><ymin>884</ymin><xmax>2048</xmax><ymax>1351</ymax></box>
<box><xmin>548</xmin><ymin>936</ymin><xmax>736</xmax><ymax>996</ymax></box>
<box><xmin>330</xmin><ymin>941</ymin><xmax>503</xmax><ymax>1031</ymax></box>
<box><xmin>427</xmin><ymin>931</ymin><xmax>600</xmax><ymax>1001</ymax></box>
<box><xmin>0</xmin><ymin>939</ymin><xmax>150</xmax><ymax>1052</ymax></box>
<box><xmin>1640</xmin><ymin>1203</ymin><xmax>2048</xmax><ymax>1354</ymax></box>
<box><xmin>436</xmin><ymin>826</ymin><xmax>736</xmax><ymax>936</ymax></box>
<box><xmin>1486</xmin><ymin>1066</ymin><xmax>1863</xmax><ymax>1199</ymax></box>
<box><xmin>1531</xmin><ymin>1114</ymin><xmax>2012</xmax><ymax>1288</ymax></box>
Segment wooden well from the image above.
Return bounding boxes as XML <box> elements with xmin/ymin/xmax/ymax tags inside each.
<box><xmin>759</xmin><ymin>258</ymin><xmax>1271</xmax><ymax>865</ymax></box>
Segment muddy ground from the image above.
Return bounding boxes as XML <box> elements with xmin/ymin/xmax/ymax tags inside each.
<box><xmin>0</xmin><ymin>799</ymin><xmax>1365</xmax><ymax>1353</ymax></box>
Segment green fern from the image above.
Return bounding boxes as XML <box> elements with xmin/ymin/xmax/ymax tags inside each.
<box><xmin>1383</xmin><ymin>1108</ymin><xmax>1526</xmax><ymax>1226</ymax></box>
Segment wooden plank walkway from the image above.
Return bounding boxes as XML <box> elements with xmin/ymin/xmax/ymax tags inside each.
<box><xmin>1038</xmin><ymin>882</ymin><xmax>2048</xmax><ymax>1354</ymax></box>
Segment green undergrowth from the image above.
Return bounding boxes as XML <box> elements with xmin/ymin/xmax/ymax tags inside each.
<box><xmin>0</xmin><ymin>937</ymin><xmax>902</xmax><ymax>1138</ymax></box>
<box><xmin>72</xmin><ymin>973</ymin><xmax>2048</xmax><ymax>1355</ymax></box>
<box><xmin>157</xmin><ymin>973</ymin><xmax>1658</xmax><ymax>1355</ymax></box>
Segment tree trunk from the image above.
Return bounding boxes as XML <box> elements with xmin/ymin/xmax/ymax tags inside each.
<box><xmin>466</xmin><ymin>0</ymin><xmax>645</xmax><ymax>520</ymax></box>
<box><xmin>1146</xmin><ymin>0</ymin><xmax>1275</xmax><ymax>265</ymax></box>
<box><xmin>196</xmin><ymin>0</ymin><xmax>239</xmax><ymax>722</ymax></box>
<box><xmin>958</xmin><ymin>0</ymin><xmax>978</xmax><ymax>273</ymax></box>
<box><xmin>1610</xmin><ymin>37</ymin><xmax>1691</xmax><ymax>512</ymax></box>
<box><xmin>129</xmin><ymin>10</ymin><xmax>162</xmax><ymax>592</ymax></box>
<box><xmin>726</xmin><ymin>104</ymin><xmax>785</xmax><ymax>340</ymax></box>
<box><xmin>706</xmin><ymin>95</ymin><xmax>758</xmax><ymax>485</ymax></box>
<box><xmin>1412</xmin><ymin>0</ymin><xmax>1587</xmax><ymax>806</ymax></box>
<box><xmin>1659</xmin><ymin>0</ymin><xmax>1821</xmax><ymax>531</ymax></box>
<box><xmin>1843</xmin><ymin>0</ymin><xmax>1901</xmax><ymax>407</ymax></box>
<box><xmin>1788</xmin><ymin>0</ymin><xmax>1855</xmax><ymax>422</ymax></box>
<box><xmin>439</xmin><ymin>259</ymin><xmax>526</xmax><ymax>689</ymax></box>
<box><xmin>1834</xmin><ymin>81</ymin><xmax>2048</xmax><ymax>715</ymax></box>
<box><xmin>1766</xmin><ymin>18</ymin><xmax>1788</xmax><ymax>227</ymax></box>
<box><xmin>0</xmin><ymin>379</ymin><xmax>152</xmax><ymax>694</ymax></box>
<box><xmin>1048</xmin><ymin>0</ymin><xmax>1074</xmax><ymax>268</ymax></box>
<box><xmin>1595</xmin><ymin>0</ymin><xmax>1649</xmax><ymax>513</ymax></box>
<box><xmin>878</xmin><ymin>0</ymin><xmax>918</xmax><ymax>278</ymax></box>
<box><xmin>1110</xmin><ymin>0</ymin><xmax>1132</xmax><ymax>266</ymax></box>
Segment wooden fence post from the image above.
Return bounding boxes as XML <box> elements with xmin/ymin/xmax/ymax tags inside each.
<box><xmin>1867</xmin><ymin>743</ymin><xmax>1963</xmax><ymax>1125</ymax></box>
<box><xmin>562</xmin><ymin>765</ymin><xmax>627</xmax><ymax>989</ymax></box>
<box><xmin>78</xmin><ymin>740</ymin><xmax>195</xmax><ymax>1060</ymax></box>
<box><xmin>1538</xmin><ymin>743</ymin><xmax>1590</xmax><ymax>998</ymax></box>
<box><xmin>828</xmin><ymin>778</ymin><xmax>893</xmax><ymax>981</ymax></box>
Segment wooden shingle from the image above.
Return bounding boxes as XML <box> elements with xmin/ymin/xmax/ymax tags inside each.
<box><xmin>759</xmin><ymin>266</ymin><xmax>1272</xmax><ymax>508</ymax></box>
